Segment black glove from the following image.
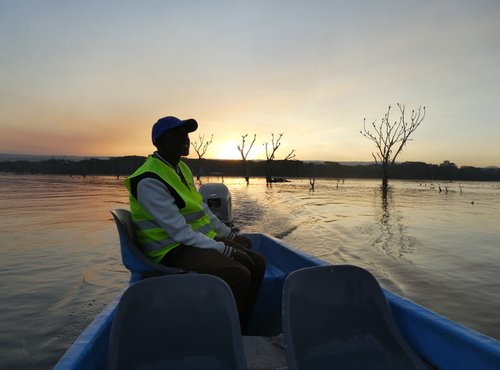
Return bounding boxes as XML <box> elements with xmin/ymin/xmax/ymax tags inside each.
<box><xmin>228</xmin><ymin>247</ymin><xmax>255</xmax><ymax>270</ymax></box>
<box><xmin>227</xmin><ymin>231</ymin><xmax>253</xmax><ymax>249</ymax></box>
<box><xmin>232</xmin><ymin>234</ymin><xmax>253</xmax><ymax>249</ymax></box>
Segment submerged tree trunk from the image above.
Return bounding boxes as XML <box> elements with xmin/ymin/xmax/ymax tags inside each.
<box><xmin>243</xmin><ymin>159</ymin><xmax>250</xmax><ymax>185</ymax></box>
<box><xmin>382</xmin><ymin>161</ymin><xmax>389</xmax><ymax>191</ymax></box>
<box><xmin>196</xmin><ymin>158</ymin><xmax>202</xmax><ymax>181</ymax></box>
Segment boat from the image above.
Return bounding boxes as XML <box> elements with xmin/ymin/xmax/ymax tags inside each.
<box><xmin>53</xmin><ymin>185</ymin><xmax>500</xmax><ymax>369</ymax></box>
<box><xmin>266</xmin><ymin>177</ymin><xmax>290</xmax><ymax>183</ymax></box>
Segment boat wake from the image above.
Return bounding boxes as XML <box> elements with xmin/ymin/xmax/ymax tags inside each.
<box><xmin>81</xmin><ymin>270</ymin><xmax>101</xmax><ymax>287</ymax></box>
<box><xmin>273</xmin><ymin>225</ymin><xmax>298</xmax><ymax>239</ymax></box>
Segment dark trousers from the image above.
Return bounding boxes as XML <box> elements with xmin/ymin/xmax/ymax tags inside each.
<box><xmin>160</xmin><ymin>242</ymin><xmax>267</xmax><ymax>328</ymax></box>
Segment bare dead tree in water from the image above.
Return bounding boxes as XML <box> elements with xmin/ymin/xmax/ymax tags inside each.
<box><xmin>309</xmin><ymin>177</ymin><xmax>316</xmax><ymax>191</ymax></box>
<box><xmin>191</xmin><ymin>134</ymin><xmax>214</xmax><ymax>181</ymax></box>
<box><xmin>264</xmin><ymin>133</ymin><xmax>296</xmax><ymax>183</ymax></box>
<box><xmin>360</xmin><ymin>104</ymin><xmax>426</xmax><ymax>193</ymax></box>
<box><xmin>237</xmin><ymin>134</ymin><xmax>256</xmax><ymax>184</ymax></box>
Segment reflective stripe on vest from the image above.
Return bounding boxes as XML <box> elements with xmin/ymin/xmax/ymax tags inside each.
<box><xmin>140</xmin><ymin>223</ymin><xmax>213</xmax><ymax>252</ymax></box>
<box><xmin>134</xmin><ymin>210</ymin><xmax>207</xmax><ymax>230</ymax></box>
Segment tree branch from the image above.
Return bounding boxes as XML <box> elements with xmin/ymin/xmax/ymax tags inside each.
<box><xmin>191</xmin><ymin>134</ymin><xmax>214</xmax><ymax>159</ymax></box>
<box><xmin>237</xmin><ymin>134</ymin><xmax>256</xmax><ymax>160</ymax></box>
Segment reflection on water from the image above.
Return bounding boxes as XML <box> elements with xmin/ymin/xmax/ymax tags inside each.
<box><xmin>0</xmin><ymin>174</ymin><xmax>499</xmax><ymax>369</ymax></box>
<box><xmin>371</xmin><ymin>187</ymin><xmax>419</xmax><ymax>263</ymax></box>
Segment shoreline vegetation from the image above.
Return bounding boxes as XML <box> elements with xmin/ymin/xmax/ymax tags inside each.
<box><xmin>1</xmin><ymin>156</ymin><xmax>499</xmax><ymax>181</ymax></box>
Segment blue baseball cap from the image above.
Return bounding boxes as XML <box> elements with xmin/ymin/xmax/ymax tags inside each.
<box><xmin>151</xmin><ymin>116</ymin><xmax>198</xmax><ymax>145</ymax></box>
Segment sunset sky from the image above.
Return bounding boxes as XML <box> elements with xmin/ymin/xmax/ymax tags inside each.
<box><xmin>1</xmin><ymin>1</ymin><xmax>499</xmax><ymax>167</ymax></box>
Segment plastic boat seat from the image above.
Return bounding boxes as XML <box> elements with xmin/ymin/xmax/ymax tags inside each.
<box><xmin>110</xmin><ymin>209</ymin><xmax>185</xmax><ymax>279</ymax></box>
<box><xmin>282</xmin><ymin>265</ymin><xmax>428</xmax><ymax>370</ymax></box>
<box><xmin>108</xmin><ymin>274</ymin><xmax>248</xmax><ymax>370</ymax></box>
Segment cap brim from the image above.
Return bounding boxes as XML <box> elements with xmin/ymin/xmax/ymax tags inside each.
<box><xmin>183</xmin><ymin>119</ymin><xmax>198</xmax><ymax>132</ymax></box>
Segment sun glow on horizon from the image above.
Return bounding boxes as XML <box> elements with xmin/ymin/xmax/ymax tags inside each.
<box><xmin>209</xmin><ymin>140</ymin><xmax>267</xmax><ymax>161</ymax></box>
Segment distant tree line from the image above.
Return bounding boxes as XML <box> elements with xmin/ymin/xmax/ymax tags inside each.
<box><xmin>0</xmin><ymin>156</ymin><xmax>499</xmax><ymax>182</ymax></box>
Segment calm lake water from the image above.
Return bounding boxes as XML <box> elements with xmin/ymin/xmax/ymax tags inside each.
<box><xmin>0</xmin><ymin>173</ymin><xmax>499</xmax><ymax>369</ymax></box>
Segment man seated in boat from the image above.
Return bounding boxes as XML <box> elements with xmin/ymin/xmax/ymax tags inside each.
<box><xmin>124</xmin><ymin>116</ymin><xmax>266</xmax><ymax>330</ymax></box>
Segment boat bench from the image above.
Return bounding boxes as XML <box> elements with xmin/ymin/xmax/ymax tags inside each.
<box><xmin>247</xmin><ymin>263</ymin><xmax>287</xmax><ymax>336</ymax></box>
<box><xmin>263</xmin><ymin>263</ymin><xmax>287</xmax><ymax>287</ymax></box>
<box><xmin>263</xmin><ymin>263</ymin><xmax>287</xmax><ymax>298</ymax></box>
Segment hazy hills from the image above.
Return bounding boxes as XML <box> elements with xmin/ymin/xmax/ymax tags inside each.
<box><xmin>1</xmin><ymin>153</ymin><xmax>499</xmax><ymax>181</ymax></box>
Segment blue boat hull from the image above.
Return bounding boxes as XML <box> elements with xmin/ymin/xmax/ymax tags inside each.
<box><xmin>54</xmin><ymin>233</ymin><xmax>500</xmax><ymax>370</ymax></box>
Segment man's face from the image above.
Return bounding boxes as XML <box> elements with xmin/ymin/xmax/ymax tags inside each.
<box><xmin>155</xmin><ymin>125</ymin><xmax>190</xmax><ymax>157</ymax></box>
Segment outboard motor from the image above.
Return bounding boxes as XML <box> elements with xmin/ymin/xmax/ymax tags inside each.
<box><xmin>198</xmin><ymin>183</ymin><xmax>234</xmax><ymax>226</ymax></box>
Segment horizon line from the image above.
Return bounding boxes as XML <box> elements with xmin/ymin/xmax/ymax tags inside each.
<box><xmin>0</xmin><ymin>152</ymin><xmax>498</xmax><ymax>169</ymax></box>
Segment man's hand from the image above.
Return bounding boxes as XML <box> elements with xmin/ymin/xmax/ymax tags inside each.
<box><xmin>229</xmin><ymin>248</ymin><xmax>255</xmax><ymax>270</ymax></box>
<box><xmin>216</xmin><ymin>233</ymin><xmax>253</xmax><ymax>250</ymax></box>
<box><xmin>232</xmin><ymin>234</ymin><xmax>252</xmax><ymax>249</ymax></box>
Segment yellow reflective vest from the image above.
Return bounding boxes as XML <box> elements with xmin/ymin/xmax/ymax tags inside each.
<box><xmin>124</xmin><ymin>156</ymin><xmax>216</xmax><ymax>262</ymax></box>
